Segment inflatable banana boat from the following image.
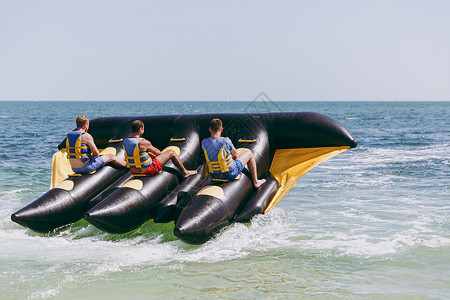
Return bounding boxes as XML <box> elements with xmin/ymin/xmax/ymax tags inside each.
<box><xmin>11</xmin><ymin>112</ymin><xmax>357</xmax><ymax>244</ymax></box>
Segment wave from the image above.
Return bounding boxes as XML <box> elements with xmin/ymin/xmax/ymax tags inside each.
<box><xmin>2</xmin><ymin>206</ymin><xmax>448</xmax><ymax>267</ymax></box>
<box><xmin>297</xmin><ymin>231</ymin><xmax>450</xmax><ymax>257</ymax></box>
<box><xmin>0</xmin><ymin>208</ymin><xmax>299</xmax><ymax>281</ymax></box>
<box><xmin>0</xmin><ymin>188</ymin><xmax>32</xmax><ymax>196</ymax></box>
<box><xmin>338</xmin><ymin>144</ymin><xmax>448</xmax><ymax>168</ymax></box>
<box><xmin>345</xmin><ymin>117</ymin><xmax>392</xmax><ymax>120</ymax></box>
<box><xmin>1</xmin><ymin>202</ymin><xmax>449</xmax><ymax>300</ymax></box>
<box><xmin>0</xmin><ymin>189</ymin><xmax>33</xmax><ymax>204</ymax></box>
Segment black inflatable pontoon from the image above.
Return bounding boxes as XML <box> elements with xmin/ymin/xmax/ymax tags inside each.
<box><xmin>11</xmin><ymin>112</ymin><xmax>357</xmax><ymax>244</ymax></box>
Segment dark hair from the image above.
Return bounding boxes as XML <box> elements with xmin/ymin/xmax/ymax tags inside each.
<box><xmin>76</xmin><ymin>115</ymin><xmax>89</xmax><ymax>128</ymax></box>
<box><xmin>210</xmin><ymin>118</ymin><xmax>222</xmax><ymax>132</ymax></box>
<box><xmin>131</xmin><ymin>120</ymin><xmax>144</xmax><ymax>133</ymax></box>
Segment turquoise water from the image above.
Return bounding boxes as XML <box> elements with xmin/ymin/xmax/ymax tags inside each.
<box><xmin>1</xmin><ymin>101</ymin><xmax>449</xmax><ymax>299</ymax></box>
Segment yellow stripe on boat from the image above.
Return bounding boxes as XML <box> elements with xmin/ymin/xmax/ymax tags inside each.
<box><xmin>162</xmin><ymin>146</ymin><xmax>181</xmax><ymax>156</ymax></box>
<box><xmin>99</xmin><ymin>147</ymin><xmax>117</xmax><ymax>156</ymax></box>
<box><xmin>121</xmin><ymin>179</ymin><xmax>143</xmax><ymax>190</ymax></box>
<box><xmin>197</xmin><ymin>186</ymin><xmax>224</xmax><ymax>199</ymax></box>
<box><xmin>55</xmin><ymin>180</ymin><xmax>74</xmax><ymax>191</ymax></box>
<box><xmin>108</xmin><ymin>139</ymin><xmax>123</xmax><ymax>143</ymax></box>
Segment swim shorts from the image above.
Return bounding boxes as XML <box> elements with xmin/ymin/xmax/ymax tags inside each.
<box><xmin>212</xmin><ymin>159</ymin><xmax>244</xmax><ymax>181</ymax></box>
<box><xmin>131</xmin><ymin>158</ymin><xmax>163</xmax><ymax>176</ymax></box>
<box><xmin>227</xmin><ymin>159</ymin><xmax>244</xmax><ymax>180</ymax></box>
<box><xmin>72</xmin><ymin>156</ymin><xmax>105</xmax><ymax>174</ymax></box>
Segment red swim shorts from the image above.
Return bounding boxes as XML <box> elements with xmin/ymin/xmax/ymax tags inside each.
<box><xmin>131</xmin><ymin>158</ymin><xmax>163</xmax><ymax>176</ymax></box>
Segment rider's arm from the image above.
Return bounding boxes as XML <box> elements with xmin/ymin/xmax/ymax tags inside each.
<box><xmin>230</xmin><ymin>148</ymin><xmax>238</xmax><ymax>160</ymax></box>
<box><xmin>225</xmin><ymin>138</ymin><xmax>238</xmax><ymax>160</ymax></box>
<box><xmin>139</xmin><ymin>139</ymin><xmax>161</xmax><ymax>158</ymax></box>
<box><xmin>83</xmin><ymin>133</ymin><xmax>100</xmax><ymax>158</ymax></box>
<box><xmin>203</xmin><ymin>162</ymin><xmax>209</xmax><ymax>177</ymax></box>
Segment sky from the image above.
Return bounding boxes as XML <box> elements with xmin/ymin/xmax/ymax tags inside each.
<box><xmin>1</xmin><ymin>0</ymin><xmax>449</xmax><ymax>101</ymax></box>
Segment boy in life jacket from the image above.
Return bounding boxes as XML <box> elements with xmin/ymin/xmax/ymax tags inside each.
<box><xmin>202</xmin><ymin>118</ymin><xmax>266</xmax><ymax>188</ymax></box>
<box><xmin>123</xmin><ymin>120</ymin><xmax>197</xmax><ymax>178</ymax></box>
<box><xmin>67</xmin><ymin>115</ymin><xmax>127</xmax><ymax>173</ymax></box>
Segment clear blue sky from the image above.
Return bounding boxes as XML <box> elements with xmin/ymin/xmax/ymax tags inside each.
<box><xmin>1</xmin><ymin>1</ymin><xmax>449</xmax><ymax>101</ymax></box>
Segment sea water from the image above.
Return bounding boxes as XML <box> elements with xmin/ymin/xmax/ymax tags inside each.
<box><xmin>0</xmin><ymin>101</ymin><xmax>449</xmax><ymax>299</ymax></box>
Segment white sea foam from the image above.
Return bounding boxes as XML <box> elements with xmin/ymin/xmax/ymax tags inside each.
<box><xmin>28</xmin><ymin>288</ymin><xmax>58</xmax><ymax>299</ymax></box>
<box><xmin>296</xmin><ymin>230</ymin><xmax>450</xmax><ymax>257</ymax></box>
<box><xmin>344</xmin><ymin>117</ymin><xmax>392</xmax><ymax>120</ymax></box>
<box><xmin>1</xmin><ymin>209</ymin><xmax>301</xmax><ymax>278</ymax></box>
<box><xmin>0</xmin><ymin>188</ymin><xmax>32</xmax><ymax>199</ymax></box>
<box><xmin>4</xmin><ymin>205</ymin><xmax>444</xmax><ymax>272</ymax></box>
<box><xmin>2</xmin><ymin>204</ymin><xmax>448</xmax><ymax>297</ymax></box>
<box><xmin>353</xmin><ymin>150</ymin><xmax>431</xmax><ymax>166</ymax></box>
<box><xmin>337</xmin><ymin>208</ymin><xmax>384</xmax><ymax>223</ymax></box>
<box><xmin>176</xmin><ymin>210</ymin><xmax>299</xmax><ymax>263</ymax></box>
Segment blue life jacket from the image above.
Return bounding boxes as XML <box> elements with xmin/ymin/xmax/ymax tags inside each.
<box><xmin>202</xmin><ymin>137</ymin><xmax>234</xmax><ymax>174</ymax></box>
<box><xmin>66</xmin><ymin>131</ymin><xmax>91</xmax><ymax>159</ymax></box>
<box><xmin>123</xmin><ymin>137</ymin><xmax>152</xmax><ymax>168</ymax></box>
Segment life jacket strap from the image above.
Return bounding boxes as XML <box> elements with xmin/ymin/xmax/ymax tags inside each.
<box><xmin>203</xmin><ymin>146</ymin><xmax>233</xmax><ymax>173</ymax></box>
<box><xmin>124</xmin><ymin>138</ymin><xmax>152</xmax><ymax>168</ymax></box>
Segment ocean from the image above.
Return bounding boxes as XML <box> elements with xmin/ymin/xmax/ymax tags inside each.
<box><xmin>0</xmin><ymin>101</ymin><xmax>449</xmax><ymax>299</ymax></box>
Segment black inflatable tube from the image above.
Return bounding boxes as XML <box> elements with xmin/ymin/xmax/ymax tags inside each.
<box><xmin>153</xmin><ymin>165</ymin><xmax>205</xmax><ymax>223</ymax></box>
<box><xmin>174</xmin><ymin>174</ymin><xmax>255</xmax><ymax>244</ymax></box>
<box><xmin>84</xmin><ymin>172</ymin><xmax>135</xmax><ymax>212</ymax></box>
<box><xmin>11</xmin><ymin>143</ymin><xmax>129</xmax><ymax>233</ymax></box>
<box><xmin>87</xmin><ymin>112</ymin><xmax>357</xmax><ymax>153</ymax></box>
<box><xmin>84</xmin><ymin>117</ymin><xmax>201</xmax><ymax>233</ymax></box>
<box><xmin>233</xmin><ymin>173</ymin><xmax>280</xmax><ymax>223</ymax></box>
<box><xmin>174</xmin><ymin>117</ymin><xmax>270</xmax><ymax>244</ymax></box>
<box><xmin>84</xmin><ymin>171</ymin><xmax>180</xmax><ymax>233</ymax></box>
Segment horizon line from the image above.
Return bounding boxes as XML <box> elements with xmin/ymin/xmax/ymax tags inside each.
<box><xmin>1</xmin><ymin>99</ymin><xmax>449</xmax><ymax>102</ymax></box>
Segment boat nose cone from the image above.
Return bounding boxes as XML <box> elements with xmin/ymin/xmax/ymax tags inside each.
<box><xmin>83</xmin><ymin>212</ymin><xmax>92</xmax><ymax>220</ymax></box>
<box><xmin>11</xmin><ymin>208</ymin><xmax>37</xmax><ymax>227</ymax></box>
<box><xmin>10</xmin><ymin>209</ymin><xmax>59</xmax><ymax>233</ymax></box>
<box><xmin>173</xmin><ymin>224</ymin><xmax>208</xmax><ymax>245</ymax></box>
<box><xmin>83</xmin><ymin>208</ymin><xmax>116</xmax><ymax>232</ymax></box>
<box><xmin>173</xmin><ymin>226</ymin><xmax>182</xmax><ymax>237</ymax></box>
<box><xmin>174</xmin><ymin>195</ymin><xmax>230</xmax><ymax>244</ymax></box>
<box><xmin>10</xmin><ymin>212</ymin><xmax>21</xmax><ymax>224</ymax></box>
<box><xmin>83</xmin><ymin>207</ymin><xmax>107</xmax><ymax>223</ymax></box>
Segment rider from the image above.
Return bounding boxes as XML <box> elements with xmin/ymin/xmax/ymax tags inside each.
<box><xmin>123</xmin><ymin>120</ymin><xmax>197</xmax><ymax>178</ymax></box>
<box><xmin>202</xmin><ymin>118</ymin><xmax>266</xmax><ymax>188</ymax></box>
<box><xmin>67</xmin><ymin>115</ymin><xmax>126</xmax><ymax>174</ymax></box>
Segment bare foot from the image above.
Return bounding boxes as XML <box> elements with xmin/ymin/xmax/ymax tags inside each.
<box><xmin>253</xmin><ymin>178</ymin><xmax>266</xmax><ymax>188</ymax></box>
<box><xmin>183</xmin><ymin>170</ymin><xmax>197</xmax><ymax>179</ymax></box>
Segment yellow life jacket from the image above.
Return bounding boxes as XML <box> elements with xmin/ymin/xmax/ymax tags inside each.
<box><xmin>66</xmin><ymin>131</ymin><xmax>90</xmax><ymax>159</ymax></box>
<box><xmin>203</xmin><ymin>145</ymin><xmax>234</xmax><ymax>173</ymax></box>
<box><xmin>123</xmin><ymin>137</ymin><xmax>152</xmax><ymax>168</ymax></box>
